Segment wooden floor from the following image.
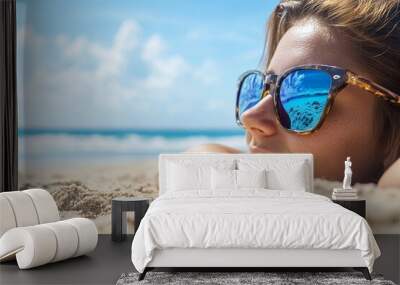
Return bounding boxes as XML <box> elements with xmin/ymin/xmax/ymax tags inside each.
<box><xmin>0</xmin><ymin>235</ymin><xmax>399</xmax><ymax>285</ymax></box>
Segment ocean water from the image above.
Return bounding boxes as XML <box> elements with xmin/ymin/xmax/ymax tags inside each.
<box><xmin>283</xmin><ymin>93</ymin><xmax>328</xmax><ymax>131</ymax></box>
<box><xmin>18</xmin><ymin>129</ymin><xmax>246</xmax><ymax>162</ymax></box>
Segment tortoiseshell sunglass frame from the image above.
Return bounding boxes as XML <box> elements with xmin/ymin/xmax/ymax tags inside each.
<box><xmin>235</xmin><ymin>64</ymin><xmax>400</xmax><ymax>135</ymax></box>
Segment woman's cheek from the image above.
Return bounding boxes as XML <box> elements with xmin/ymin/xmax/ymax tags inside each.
<box><xmin>284</xmin><ymin>132</ymin><xmax>345</xmax><ymax>180</ymax></box>
<box><xmin>282</xmin><ymin>105</ymin><xmax>375</xmax><ymax>182</ymax></box>
<box><xmin>378</xmin><ymin>159</ymin><xmax>400</xmax><ymax>188</ymax></box>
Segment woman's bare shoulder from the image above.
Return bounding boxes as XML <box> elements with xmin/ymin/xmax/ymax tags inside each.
<box><xmin>378</xmin><ymin>158</ymin><xmax>400</xmax><ymax>188</ymax></box>
<box><xmin>184</xmin><ymin>143</ymin><xmax>242</xmax><ymax>154</ymax></box>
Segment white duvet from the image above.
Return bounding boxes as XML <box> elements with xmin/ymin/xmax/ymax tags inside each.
<box><xmin>131</xmin><ymin>190</ymin><xmax>380</xmax><ymax>273</ymax></box>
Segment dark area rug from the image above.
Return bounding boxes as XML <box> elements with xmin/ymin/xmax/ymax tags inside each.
<box><xmin>116</xmin><ymin>271</ymin><xmax>396</xmax><ymax>285</ymax></box>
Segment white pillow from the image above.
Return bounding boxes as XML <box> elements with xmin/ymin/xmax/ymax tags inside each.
<box><xmin>167</xmin><ymin>162</ymin><xmax>210</xmax><ymax>191</ymax></box>
<box><xmin>268</xmin><ymin>161</ymin><xmax>308</xmax><ymax>191</ymax></box>
<box><xmin>211</xmin><ymin>168</ymin><xmax>268</xmax><ymax>190</ymax></box>
<box><xmin>166</xmin><ymin>159</ymin><xmax>236</xmax><ymax>191</ymax></box>
<box><xmin>236</xmin><ymin>169</ymin><xmax>267</xmax><ymax>189</ymax></box>
<box><xmin>211</xmin><ymin>168</ymin><xmax>236</xmax><ymax>190</ymax></box>
<box><xmin>237</xmin><ymin>159</ymin><xmax>308</xmax><ymax>191</ymax></box>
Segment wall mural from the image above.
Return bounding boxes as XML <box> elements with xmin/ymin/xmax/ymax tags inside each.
<box><xmin>17</xmin><ymin>0</ymin><xmax>400</xmax><ymax>234</ymax></box>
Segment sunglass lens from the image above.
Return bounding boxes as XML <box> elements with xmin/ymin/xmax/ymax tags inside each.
<box><xmin>238</xmin><ymin>72</ymin><xmax>264</xmax><ymax>119</ymax></box>
<box><xmin>276</xmin><ymin>69</ymin><xmax>332</xmax><ymax>132</ymax></box>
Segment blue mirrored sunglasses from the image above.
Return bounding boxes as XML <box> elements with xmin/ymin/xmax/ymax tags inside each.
<box><xmin>235</xmin><ymin>64</ymin><xmax>400</xmax><ymax>134</ymax></box>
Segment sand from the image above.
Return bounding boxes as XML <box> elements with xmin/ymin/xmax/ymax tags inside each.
<box><xmin>19</xmin><ymin>159</ymin><xmax>400</xmax><ymax>234</ymax></box>
<box><xmin>19</xmin><ymin>159</ymin><xmax>159</xmax><ymax>233</ymax></box>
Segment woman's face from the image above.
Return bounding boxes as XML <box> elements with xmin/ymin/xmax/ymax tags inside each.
<box><xmin>241</xmin><ymin>19</ymin><xmax>384</xmax><ymax>183</ymax></box>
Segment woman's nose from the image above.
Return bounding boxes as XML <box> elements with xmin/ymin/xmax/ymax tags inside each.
<box><xmin>240</xmin><ymin>94</ymin><xmax>279</xmax><ymax>137</ymax></box>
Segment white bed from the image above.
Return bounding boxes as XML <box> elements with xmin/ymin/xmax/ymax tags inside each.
<box><xmin>131</xmin><ymin>154</ymin><xmax>380</xmax><ymax>280</ymax></box>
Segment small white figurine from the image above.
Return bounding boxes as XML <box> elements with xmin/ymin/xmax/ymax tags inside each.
<box><xmin>342</xmin><ymin>156</ymin><xmax>352</xmax><ymax>190</ymax></box>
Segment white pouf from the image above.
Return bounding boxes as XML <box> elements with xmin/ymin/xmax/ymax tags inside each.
<box><xmin>0</xmin><ymin>196</ymin><xmax>17</xmax><ymax>237</ymax></box>
<box><xmin>24</xmin><ymin>188</ymin><xmax>60</xmax><ymax>223</ymax></box>
<box><xmin>0</xmin><ymin>189</ymin><xmax>98</xmax><ymax>269</ymax></box>
<box><xmin>42</xmin><ymin>221</ymin><xmax>79</xmax><ymax>262</ymax></box>
<box><xmin>1</xmin><ymin>191</ymin><xmax>39</xmax><ymax>227</ymax></box>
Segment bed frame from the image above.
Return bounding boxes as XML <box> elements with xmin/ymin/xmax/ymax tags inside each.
<box><xmin>140</xmin><ymin>248</ymin><xmax>371</xmax><ymax>280</ymax></box>
<box><xmin>138</xmin><ymin>154</ymin><xmax>372</xmax><ymax>281</ymax></box>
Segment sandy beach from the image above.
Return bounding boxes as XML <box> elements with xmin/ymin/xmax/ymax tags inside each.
<box><xmin>19</xmin><ymin>159</ymin><xmax>159</xmax><ymax>233</ymax></box>
<box><xmin>18</xmin><ymin>159</ymin><xmax>400</xmax><ymax>234</ymax></box>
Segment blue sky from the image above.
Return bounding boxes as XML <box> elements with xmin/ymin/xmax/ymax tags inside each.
<box><xmin>17</xmin><ymin>0</ymin><xmax>279</xmax><ymax>129</ymax></box>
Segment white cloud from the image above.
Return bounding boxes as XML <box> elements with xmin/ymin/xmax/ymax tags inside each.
<box><xmin>52</xmin><ymin>19</ymin><xmax>189</xmax><ymax>94</ymax></box>
<box><xmin>194</xmin><ymin>60</ymin><xmax>220</xmax><ymax>85</ymax></box>
<box><xmin>142</xmin><ymin>34</ymin><xmax>165</xmax><ymax>60</ymax></box>
<box><xmin>141</xmin><ymin>34</ymin><xmax>188</xmax><ymax>89</ymax></box>
<box><xmin>97</xmin><ymin>20</ymin><xmax>139</xmax><ymax>77</ymax></box>
<box><xmin>20</xmin><ymin>19</ymin><xmax>224</xmax><ymax>128</ymax></box>
<box><xmin>55</xmin><ymin>35</ymin><xmax>91</xmax><ymax>57</ymax></box>
<box><xmin>55</xmin><ymin>20</ymin><xmax>139</xmax><ymax>78</ymax></box>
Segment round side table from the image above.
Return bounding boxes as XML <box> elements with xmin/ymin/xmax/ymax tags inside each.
<box><xmin>111</xmin><ymin>197</ymin><xmax>150</xmax><ymax>242</ymax></box>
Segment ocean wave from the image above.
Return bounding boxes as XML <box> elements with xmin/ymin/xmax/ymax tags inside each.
<box><xmin>19</xmin><ymin>133</ymin><xmax>247</xmax><ymax>157</ymax></box>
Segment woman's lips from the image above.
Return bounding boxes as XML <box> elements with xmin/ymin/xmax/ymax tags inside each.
<box><xmin>246</xmin><ymin>135</ymin><xmax>286</xmax><ymax>153</ymax></box>
<box><xmin>248</xmin><ymin>144</ymin><xmax>276</xmax><ymax>153</ymax></box>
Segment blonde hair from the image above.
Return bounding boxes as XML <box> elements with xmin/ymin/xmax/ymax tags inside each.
<box><xmin>263</xmin><ymin>0</ymin><xmax>400</xmax><ymax>171</ymax></box>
